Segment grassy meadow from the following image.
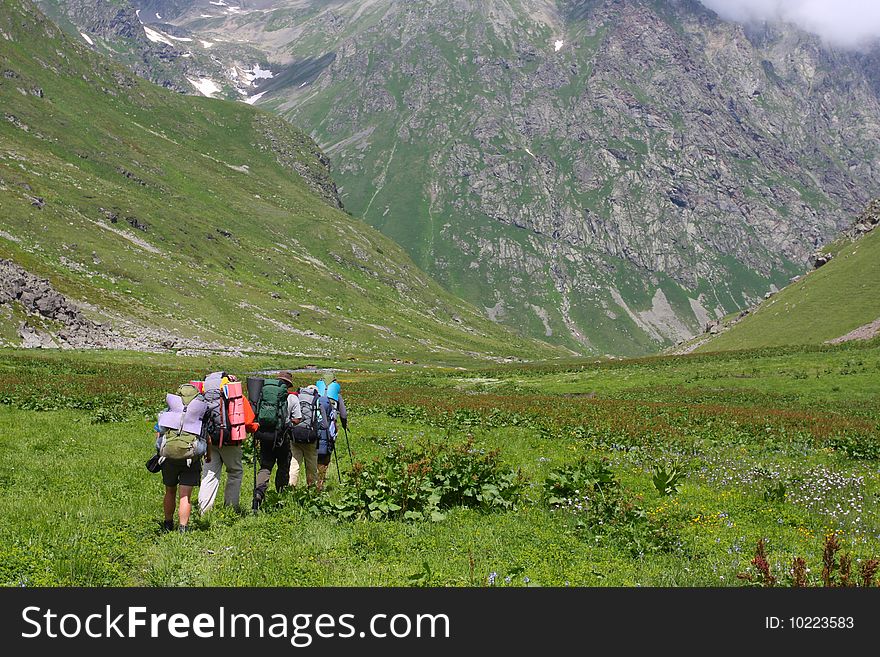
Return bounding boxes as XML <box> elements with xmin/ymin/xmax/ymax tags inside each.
<box><xmin>1</xmin><ymin>340</ymin><xmax>879</xmax><ymax>587</ymax></box>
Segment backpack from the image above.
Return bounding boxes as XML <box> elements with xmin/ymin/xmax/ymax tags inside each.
<box><xmin>224</xmin><ymin>381</ymin><xmax>246</xmax><ymax>442</ymax></box>
<box><xmin>256</xmin><ymin>378</ymin><xmax>289</xmax><ymax>439</ymax></box>
<box><xmin>319</xmin><ymin>395</ymin><xmax>339</xmax><ymax>439</ymax></box>
<box><xmin>291</xmin><ymin>386</ymin><xmax>319</xmax><ymax>444</ymax></box>
<box><xmin>157</xmin><ymin>383</ymin><xmax>208</xmax><ymax>460</ymax></box>
<box><xmin>202</xmin><ymin>387</ymin><xmax>228</xmax><ymax>446</ymax></box>
<box><xmin>202</xmin><ymin>374</ymin><xmax>247</xmax><ymax>447</ymax></box>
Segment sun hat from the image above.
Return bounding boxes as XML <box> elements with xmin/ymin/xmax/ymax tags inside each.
<box><xmin>277</xmin><ymin>370</ymin><xmax>293</xmax><ymax>387</ymax></box>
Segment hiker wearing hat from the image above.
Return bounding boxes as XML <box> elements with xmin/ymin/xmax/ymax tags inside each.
<box><xmin>251</xmin><ymin>370</ymin><xmax>301</xmax><ymax>512</ymax></box>
<box><xmin>315</xmin><ymin>370</ymin><xmax>348</xmax><ymax>491</ymax></box>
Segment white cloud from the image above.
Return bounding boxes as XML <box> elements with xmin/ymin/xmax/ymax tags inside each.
<box><xmin>698</xmin><ymin>0</ymin><xmax>880</xmax><ymax>48</ymax></box>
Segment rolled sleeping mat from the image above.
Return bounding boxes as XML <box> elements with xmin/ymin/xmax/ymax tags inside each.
<box><xmin>245</xmin><ymin>376</ymin><xmax>265</xmax><ymax>405</ymax></box>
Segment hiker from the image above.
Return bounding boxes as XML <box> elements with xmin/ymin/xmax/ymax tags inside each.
<box><xmin>315</xmin><ymin>370</ymin><xmax>348</xmax><ymax>491</ymax></box>
<box><xmin>198</xmin><ymin>373</ymin><xmax>259</xmax><ymax>514</ymax></box>
<box><xmin>289</xmin><ymin>383</ymin><xmax>320</xmax><ymax>488</ymax></box>
<box><xmin>251</xmin><ymin>371</ymin><xmax>299</xmax><ymax>512</ymax></box>
<box><xmin>154</xmin><ymin>382</ymin><xmax>209</xmax><ymax>533</ymax></box>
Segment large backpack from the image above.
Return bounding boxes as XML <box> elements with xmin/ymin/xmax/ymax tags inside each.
<box><xmin>291</xmin><ymin>386</ymin><xmax>319</xmax><ymax>444</ymax></box>
<box><xmin>202</xmin><ymin>375</ymin><xmax>247</xmax><ymax>447</ymax></box>
<box><xmin>319</xmin><ymin>395</ymin><xmax>339</xmax><ymax>439</ymax></box>
<box><xmin>256</xmin><ymin>378</ymin><xmax>289</xmax><ymax>439</ymax></box>
<box><xmin>158</xmin><ymin>383</ymin><xmax>208</xmax><ymax>460</ymax></box>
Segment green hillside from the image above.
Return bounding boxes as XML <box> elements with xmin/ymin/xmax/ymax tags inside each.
<box><xmin>697</xmin><ymin>219</ymin><xmax>880</xmax><ymax>351</ymax></box>
<box><xmin>0</xmin><ymin>0</ymin><xmax>562</xmax><ymax>362</ymax></box>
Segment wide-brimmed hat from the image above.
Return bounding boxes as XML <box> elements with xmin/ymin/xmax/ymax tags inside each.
<box><xmin>322</xmin><ymin>370</ymin><xmax>336</xmax><ymax>385</ymax></box>
<box><xmin>277</xmin><ymin>370</ymin><xmax>293</xmax><ymax>386</ymax></box>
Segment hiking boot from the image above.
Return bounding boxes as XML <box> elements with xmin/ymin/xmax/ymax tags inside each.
<box><xmin>162</xmin><ymin>520</ymin><xmax>174</xmax><ymax>532</ymax></box>
<box><xmin>178</xmin><ymin>525</ymin><xmax>189</xmax><ymax>534</ymax></box>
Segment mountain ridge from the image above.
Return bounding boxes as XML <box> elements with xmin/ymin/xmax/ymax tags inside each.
<box><xmin>31</xmin><ymin>0</ymin><xmax>880</xmax><ymax>355</ymax></box>
<box><xmin>1</xmin><ymin>0</ymin><xmax>563</xmax><ymax>362</ymax></box>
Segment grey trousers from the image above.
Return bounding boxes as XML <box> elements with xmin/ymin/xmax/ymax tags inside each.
<box><xmin>198</xmin><ymin>444</ymin><xmax>243</xmax><ymax>513</ymax></box>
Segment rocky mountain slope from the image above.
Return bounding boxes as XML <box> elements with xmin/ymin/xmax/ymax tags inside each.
<box><xmin>1</xmin><ymin>0</ymin><xmax>560</xmax><ymax>362</ymax></box>
<box><xmin>684</xmin><ymin>199</ymin><xmax>880</xmax><ymax>352</ymax></box>
<box><xmin>37</xmin><ymin>0</ymin><xmax>880</xmax><ymax>355</ymax></box>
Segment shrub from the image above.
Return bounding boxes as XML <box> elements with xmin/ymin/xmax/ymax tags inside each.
<box><xmin>827</xmin><ymin>433</ymin><xmax>880</xmax><ymax>460</ymax></box>
<box><xmin>651</xmin><ymin>461</ymin><xmax>685</xmax><ymax>496</ymax></box>
<box><xmin>542</xmin><ymin>459</ymin><xmax>682</xmax><ymax>556</ymax></box>
<box><xmin>316</xmin><ymin>439</ymin><xmax>524</xmax><ymax>522</ymax></box>
<box><xmin>738</xmin><ymin>534</ymin><xmax>880</xmax><ymax>587</ymax></box>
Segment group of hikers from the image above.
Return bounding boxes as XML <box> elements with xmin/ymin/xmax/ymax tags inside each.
<box><xmin>149</xmin><ymin>369</ymin><xmax>348</xmax><ymax>532</ymax></box>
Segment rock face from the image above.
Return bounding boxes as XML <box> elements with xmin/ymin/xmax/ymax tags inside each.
<box><xmin>849</xmin><ymin>198</ymin><xmax>880</xmax><ymax>237</ymax></box>
<box><xmin>42</xmin><ymin>0</ymin><xmax>880</xmax><ymax>355</ymax></box>
<box><xmin>0</xmin><ymin>258</ymin><xmax>138</xmax><ymax>349</ymax></box>
<box><xmin>0</xmin><ymin>259</ymin><xmax>252</xmax><ymax>353</ymax></box>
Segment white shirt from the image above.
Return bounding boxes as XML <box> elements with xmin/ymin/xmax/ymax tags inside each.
<box><xmin>287</xmin><ymin>392</ymin><xmax>302</xmax><ymax>422</ymax></box>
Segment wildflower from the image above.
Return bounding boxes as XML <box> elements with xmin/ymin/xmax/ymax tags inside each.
<box><xmin>487</xmin><ymin>571</ymin><xmax>497</xmax><ymax>586</ymax></box>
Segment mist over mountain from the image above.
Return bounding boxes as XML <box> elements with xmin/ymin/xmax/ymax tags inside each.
<box><xmin>698</xmin><ymin>0</ymin><xmax>880</xmax><ymax>49</ymax></box>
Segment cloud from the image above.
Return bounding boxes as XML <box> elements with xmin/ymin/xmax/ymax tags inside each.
<box><xmin>697</xmin><ymin>0</ymin><xmax>880</xmax><ymax>48</ymax></box>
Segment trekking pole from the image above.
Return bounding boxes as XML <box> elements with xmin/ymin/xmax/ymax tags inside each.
<box><xmin>252</xmin><ymin>434</ymin><xmax>258</xmax><ymax>499</ymax></box>
<box><xmin>343</xmin><ymin>426</ymin><xmax>353</xmax><ymax>463</ymax></box>
<box><xmin>333</xmin><ymin>445</ymin><xmax>342</xmax><ymax>483</ymax></box>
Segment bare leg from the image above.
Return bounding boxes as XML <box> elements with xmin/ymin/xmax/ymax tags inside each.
<box><xmin>178</xmin><ymin>485</ymin><xmax>193</xmax><ymax>527</ymax></box>
<box><xmin>164</xmin><ymin>485</ymin><xmax>177</xmax><ymax>522</ymax></box>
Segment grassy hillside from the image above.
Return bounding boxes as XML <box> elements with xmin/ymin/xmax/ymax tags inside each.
<box><xmin>0</xmin><ymin>0</ymin><xmax>562</xmax><ymax>362</ymax></box>
<box><xmin>697</xmin><ymin>223</ymin><xmax>880</xmax><ymax>351</ymax></box>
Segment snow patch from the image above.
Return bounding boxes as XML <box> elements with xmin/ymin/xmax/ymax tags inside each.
<box><xmin>156</xmin><ymin>13</ymin><xmax>162</xmax><ymax>19</ymax></box>
<box><xmin>244</xmin><ymin>91</ymin><xmax>267</xmax><ymax>105</ymax></box>
<box><xmin>554</xmin><ymin>39</ymin><xmax>564</xmax><ymax>51</ymax></box>
<box><xmin>245</xmin><ymin>64</ymin><xmax>273</xmax><ymax>82</ymax></box>
<box><xmin>200</xmin><ymin>40</ymin><xmax>214</xmax><ymax>48</ymax></box>
<box><xmin>80</xmin><ymin>32</ymin><xmax>93</xmax><ymax>46</ymax></box>
<box><xmin>209</xmin><ymin>0</ymin><xmax>227</xmax><ymax>5</ymax></box>
<box><xmin>143</xmin><ymin>26</ymin><xmax>174</xmax><ymax>46</ymax></box>
<box><xmin>187</xmin><ymin>77</ymin><xmax>222</xmax><ymax>97</ymax></box>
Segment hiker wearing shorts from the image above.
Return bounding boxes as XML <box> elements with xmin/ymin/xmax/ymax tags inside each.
<box><xmin>198</xmin><ymin>374</ymin><xmax>259</xmax><ymax>514</ymax></box>
<box><xmin>160</xmin><ymin>453</ymin><xmax>200</xmax><ymax>533</ymax></box>
<box><xmin>154</xmin><ymin>382</ymin><xmax>209</xmax><ymax>533</ymax></box>
<box><xmin>316</xmin><ymin>371</ymin><xmax>348</xmax><ymax>491</ymax></box>
<box><xmin>252</xmin><ymin>371</ymin><xmax>298</xmax><ymax>512</ymax></box>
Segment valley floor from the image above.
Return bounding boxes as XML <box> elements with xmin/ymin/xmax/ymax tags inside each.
<box><xmin>1</xmin><ymin>341</ymin><xmax>879</xmax><ymax>586</ymax></box>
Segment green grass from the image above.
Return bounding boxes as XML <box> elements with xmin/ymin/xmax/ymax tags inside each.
<box><xmin>2</xmin><ymin>340</ymin><xmax>879</xmax><ymax>587</ymax></box>
<box><xmin>702</xmin><ymin>228</ymin><xmax>880</xmax><ymax>350</ymax></box>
